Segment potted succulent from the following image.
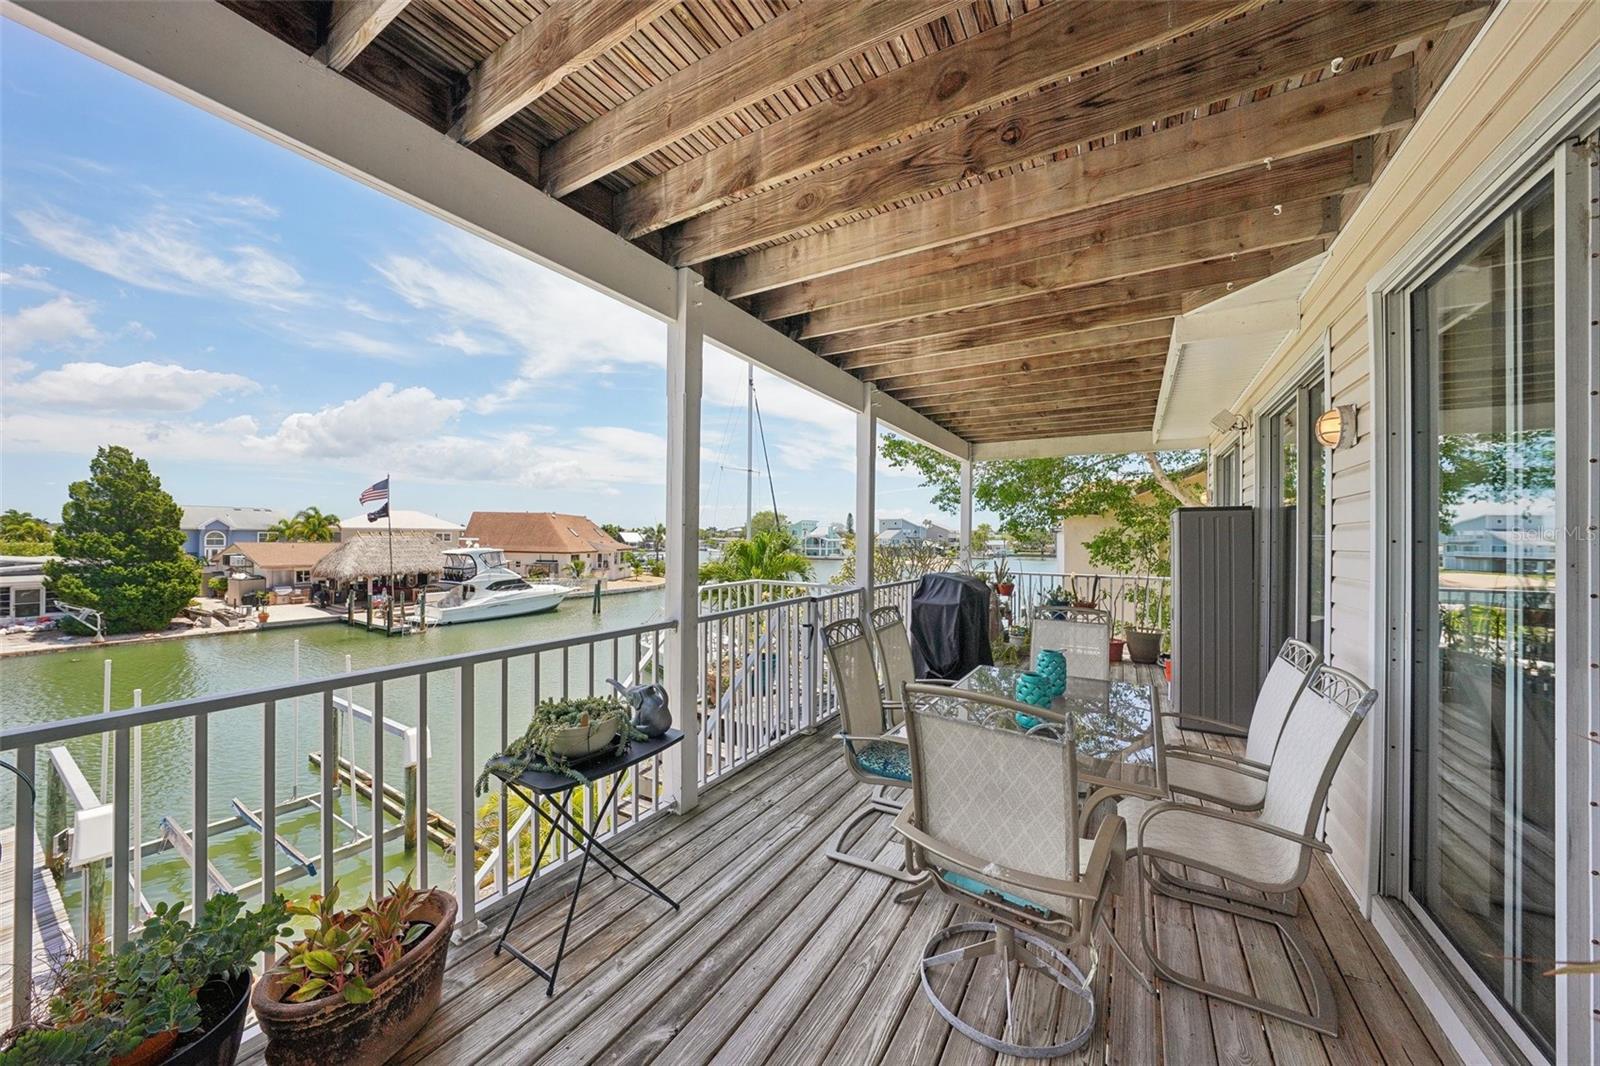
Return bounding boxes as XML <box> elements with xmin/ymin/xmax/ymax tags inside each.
<box><xmin>478</xmin><ymin>694</ymin><xmax>643</xmax><ymax>789</ymax></box>
<box><xmin>990</xmin><ymin>557</ymin><xmax>1014</xmax><ymax>598</ymax></box>
<box><xmin>1</xmin><ymin>893</ymin><xmax>288</xmax><ymax>1066</ymax></box>
<box><xmin>252</xmin><ymin>877</ymin><xmax>455</xmax><ymax>1066</ymax></box>
<box><xmin>1068</xmin><ymin>573</ymin><xmax>1101</xmax><ymax>609</ymax></box>
<box><xmin>1043</xmin><ymin>584</ymin><xmax>1069</xmax><ymax>607</ymax></box>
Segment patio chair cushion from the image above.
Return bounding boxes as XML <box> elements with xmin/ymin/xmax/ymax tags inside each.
<box><xmin>852</xmin><ymin>740</ymin><xmax>911</xmax><ymax>782</ymax></box>
<box><xmin>941</xmin><ymin>871</ymin><xmax>1051</xmax><ymax>916</ymax></box>
<box><xmin>1165</xmin><ymin>756</ymin><xmax>1267</xmax><ymax>808</ymax></box>
<box><xmin>1120</xmin><ymin>797</ymin><xmax>1302</xmax><ymax>886</ymax></box>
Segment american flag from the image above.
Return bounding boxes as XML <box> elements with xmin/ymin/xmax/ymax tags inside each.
<box><xmin>359</xmin><ymin>477</ymin><xmax>389</xmax><ymax>505</ymax></box>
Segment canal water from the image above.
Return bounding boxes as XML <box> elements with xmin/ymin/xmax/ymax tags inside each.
<box><xmin>1</xmin><ymin>555</ymin><xmax>1063</xmax><ymax>917</ymax></box>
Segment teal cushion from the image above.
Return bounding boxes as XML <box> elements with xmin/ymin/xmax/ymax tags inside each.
<box><xmin>940</xmin><ymin>871</ymin><xmax>1050</xmax><ymax>916</ymax></box>
<box><xmin>852</xmin><ymin>740</ymin><xmax>911</xmax><ymax>782</ymax></box>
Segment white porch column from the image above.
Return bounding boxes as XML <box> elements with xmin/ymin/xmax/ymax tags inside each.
<box><xmin>855</xmin><ymin>383</ymin><xmax>877</xmax><ymax>617</ymax></box>
<box><xmin>664</xmin><ymin>268</ymin><xmax>703</xmax><ymax>813</ymax></box>
<box><xmin>958</xmin><ymin>450</ymin><xmax>974</xmax><ymax>572</ymax></box>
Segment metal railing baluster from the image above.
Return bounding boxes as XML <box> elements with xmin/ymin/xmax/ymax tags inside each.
<box><xmin>193</xmin><ymin>711</ymin><xmax>208</xmax><ymax>910</ymax></box>
<box><xmin>112</xmin><ymin>727</ymin><xmax>129</xmax><ymax>951</ymax></box>
<box><xmin>370</xmin><ymin>681</ymin><xmax>385</xmax><ymax>898</ymax></box>
<box><xmin>455</xmin><ymin>665</ymin><xmax>476</xmax><ymax>936</ymax></box>
<box><xmin>9</xmin><ymin>743</ymin><xmax>36</xmax><ymax>1027</ymax></box>
<box><xmin>320</xmin><ymin>689</ymin><xmax>336</xmax><ymax>898</ymax></box>
<box><xmin>416</xmin><ymin>673</ymin><xmax>429</xmax><ymax>890</ymax></box>
<box><xmin>497</xmin><ymin>659</ymin><xmax>509</xmax><ymax>895</ymax></box>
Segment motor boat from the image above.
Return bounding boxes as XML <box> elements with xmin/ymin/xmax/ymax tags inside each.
<box><xmin>424</xmin><ymin>547</ymin><xmax>571</xmax><ymax>625</ymax></box>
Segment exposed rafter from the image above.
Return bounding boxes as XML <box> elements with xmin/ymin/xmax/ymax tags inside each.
<box><xmin>452</xmin><ymin>0</ymin><xmax>680</xmax><ymax>143</ymax></box>
<box><xmin>617</xmin><ymin>0</ymin><xmax>1245</xmax><ymax>240</ymax></box>
<box><xmin>320</xmin><ymin>0</ymin><xmax>409</xmax><ymax>72</ymax></box>
<box><xmin>539</xmin><ymin>0</ymin><xmax>970</xmax><ymax>197</ymax></box>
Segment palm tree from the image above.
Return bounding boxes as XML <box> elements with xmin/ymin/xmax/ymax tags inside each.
<box><xmin>699</xmin><ymin>531</ymin><xmax>813</xmax><ymax>583</ymax></box>
<box><xmin>264</xmin><ymin>517</ymin><xmax>299</xmax><ymax>542</ymax></box>
<box><xmin>294</xmin><ymin>507</ymin><xmax>340</xmax><ymax>542</ymax></box>
<box><xmin>0</xmin><ymin>509</ymin><xmax>51</xmax><ymax>543</ymax></box>
<box><xmin>569</xmin><ymin>558</ymin><xmax>588</xmax><ymax>579</ymax></box>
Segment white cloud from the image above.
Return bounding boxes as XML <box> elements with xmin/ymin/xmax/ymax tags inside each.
<box><xmin>3</xmin><ymin>411</ymin><xmax>261</xmax><ymax>463</ymax></box>
<box><xmin>206</xmin><ymin>193</ymin><xmax>280</xmax><ymax>219</ymax></box>
<box><xmin>16</xmin><ymin>207</ymin><xmax>308</xmax><ymax>307</ymax></box>
<box><xmin>0</xmin><ymin>295</ymin><xmax>100</xmax><ymax>353</ymax></box>
<box><xmin>8</xmin><ymin>360</ymin><xmax>258</xmax><ymax>412</ymax></box>
<box><xmin>374</xmin><ymin>233</ymin><xmax>665</xmax><ymax>388</ymax></box>
<box><xmin>430</xmin><ymin>328</ymin><xmax>504</xmax><ymax>357</ymax></box>
<box><xmin>253</xmin><ymin>383</ymin><xmax>463</xmax><ymax>459</ymax></box>
<box><xmin>325</xmin><ymin>329</ymin><xmax>408</xmax><ymax>360</ymax></box>
<box><xmin>122</xmin><ymin>321</ymin><xmax>156</xmax><ymax>342</ymax></box>
<box><xmin>702</xmin><ymin>345</ymin><xmax>856</xmax><ymax>473</ymax></box>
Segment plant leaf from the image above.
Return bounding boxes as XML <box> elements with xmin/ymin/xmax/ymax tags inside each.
<box><xmin>287</xmin><ymin>978</ymin><xmax>328</xmax><ymax>1002</ymax></box>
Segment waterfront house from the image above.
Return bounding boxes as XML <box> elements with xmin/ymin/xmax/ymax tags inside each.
<box><xmin>337</xmin><ymin>508</ymin><xmax>463</xmax><ymax>545</ymax></box>
<box><xmin>217</xmin><ymin>541</ymin><xmax>337</xmax><ymax>606</ymax></box>
<box><xmin>0</xmin><ymin>555</ymin><xmax>60</xmax><ymax>623</ymax></box>
<box><xmin>789</xmin><ymin>521</ymin><xmax>843</xmax><ymax>559</ymax></box>
<box><xmin>874</xmin><ymin>518</ymin><xmax>925</xmax><ymax>547</ymax></box>
<box><xmin>463</xmin><ymin>512</ymin><xmax>632</xmax><ymax>579</ymax></box>
<box><xmin>180</xmin><ymin>505</ymin><xmax>289</xmax><ymax>564</ymax></box>
<box><xmin>4</xmin><ymin>3</ymin><xmax>1597</xmax><ymax>1064</ymax></box>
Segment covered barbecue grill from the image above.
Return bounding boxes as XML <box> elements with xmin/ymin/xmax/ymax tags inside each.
<box><xmin>909</xmin><ymin>572</ymin><xmax>994</xmax><ymax>681</ymax></box>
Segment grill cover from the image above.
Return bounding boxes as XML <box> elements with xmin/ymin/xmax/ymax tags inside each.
<box><xmin>909</xmin><ymin>572</ymin><xmax>994</xmax><ymax>681</ymax></box>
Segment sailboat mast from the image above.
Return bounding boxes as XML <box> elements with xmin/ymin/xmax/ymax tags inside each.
<box><xmin>745</xmin><ymin>363</ymin><xmax>754</xmax><ymax>539</ymax></box>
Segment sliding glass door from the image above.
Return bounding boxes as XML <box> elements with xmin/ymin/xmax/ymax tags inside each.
<box><xmin>1261</xmin><ymin>372</ymin><xmax>1328</xmax><ymax>657</ymax></box>
<box><xmin>1405</xmin><ymin>177</ymin><xmax>1556</xmax><ymax>1056</ymax></box>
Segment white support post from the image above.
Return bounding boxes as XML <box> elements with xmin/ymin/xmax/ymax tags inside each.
<box><xmin>856</xmin><ymin>384</ymin><xmax>877</xmax><ymax>618</ymax></box>
<box><xmin>958</xmin><ymin>451</ymin><xmax>975</xmax><ymax>573</ymax></box>
<box><xmin>665</xmin><ymin>267</ymin><xmax>704</xmax><ymax>814</ymax></box>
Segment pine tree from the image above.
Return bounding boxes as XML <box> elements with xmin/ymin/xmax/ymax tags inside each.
<box><xmin>45</xmin><ymin>446</ymin><xmax>200</xmax><ymax>634</ymax></box>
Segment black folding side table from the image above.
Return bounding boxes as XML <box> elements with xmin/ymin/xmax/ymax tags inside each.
<box><xmin>488</xmin><ymin>729</ymin><xmax>683</xmax><ymax>995</ymax></box>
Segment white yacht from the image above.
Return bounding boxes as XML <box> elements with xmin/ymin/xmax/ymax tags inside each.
<box><xmin>424</xmin><ymin>548</ymin><xmax>571</xmax><ymax>625</ymax></box>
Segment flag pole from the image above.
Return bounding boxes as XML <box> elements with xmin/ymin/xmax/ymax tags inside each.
<box><xmin>385</xmin><ymin>474</ymin><xmax>395</xmax><ymax>632</ymax></box>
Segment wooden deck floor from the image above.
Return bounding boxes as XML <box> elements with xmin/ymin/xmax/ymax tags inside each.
<box><xmin>254</xmin><ymin>664</ymin><xmax>1459</xmax><ymax>1066</ymax></box>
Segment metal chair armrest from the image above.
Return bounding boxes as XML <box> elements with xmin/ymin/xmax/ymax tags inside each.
<box><xmin>835</xmin><ymin>731</ymin><xmax>907</xmax><ymax>748</ymax></box>
<box><xmin>1161</xmin><ymin>712</ymin><xmax>1249</xmax><ymax>737</ymax></box>
<box><xmin>893</xmin><ymin>809</ymin><xmax>1101</xmax><ymax>903</ymax></box>
<box><xmin>1162</xmin><ymin>744</ymin><xmax>1270</xmax><ymax>772</ymax></box>
<box><xmin>1164</xmin><ymin>749</ymin><xmax>1269</xmax><ymax>780</ymax></box>
<box><xmin>1135</xmin><ymin>801</ymin><xmax>1331</xmax><ymax>854</ymax></box>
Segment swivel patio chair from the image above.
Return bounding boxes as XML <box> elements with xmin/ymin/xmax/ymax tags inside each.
<box><xmin>1128</xmin><ymin>663</ymin><xmax>1377</xmax><ymax>1036</ymax></box>
<box><xmin>1031</xmin><ymin>605</ymin><xmax>1111</xmax><ymax>682</ymax></box>
<box><xmin>822</xmin><ymin>617</ymin><xmax>920</xmax><ymax>884</ymax></box>
<box><xmin>895</xmin><ymin>682</ymin><xmax>1125</xmax><ymax>1058</ymax></box>
<box><xmin>1153</xmin><ymin>637</ymin><xmax>1320</xmax><ymax>811</ymax></box>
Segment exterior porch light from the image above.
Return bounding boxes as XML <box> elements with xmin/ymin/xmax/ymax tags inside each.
<box><xmin>1315</xmin><ymin>404</ymin><xmax>1357</xmax><ymax>449</ymax></box>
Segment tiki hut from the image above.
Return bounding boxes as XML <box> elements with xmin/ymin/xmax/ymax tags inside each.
<box><xmin>313</xmin><ymin>533</ymin><xmax>447</xmax><ymax>625</ymax></box>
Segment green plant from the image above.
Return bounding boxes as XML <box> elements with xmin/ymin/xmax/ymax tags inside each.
<box><xmin>569</xmin><ymin>558</ymin><xmax>588</xmax><ymax>579</ymax></box>
<box><xmin>478</xmin><ymin>695</ymin><xmax>643</xmax><ymax>790</ymax></box>
<box><xmin>2</xmin><ymin>893</ymin><xmax>288</xmax><ymax>1064</ymax></box>
<box><xmin>208</xmin><ymin>576</ymin><xmax>228</xmax><ymax>594</ymax></box>
<box><xmin>272</xmin><ymin>877</ymin><xmax>432</xmax><ymax>1006</ymax></box>
<box><xmin>0</xmin><ymin>539</ymin><xmax>52</xmax><ymax>557</ymax></box>
<box><xmin>990</xmin><ymin>557</ymin><xmax>1013</xmax><ymax>587</ymax></box>
<box><xmin>265</xmin><ymin>507</ymin><xmax>341</xmax><ymax>543</ymax></box>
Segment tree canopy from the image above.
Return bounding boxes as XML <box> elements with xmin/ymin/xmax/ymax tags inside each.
<box><xmin>748</xmin><ymin>510</ymin><xmax>789</xmax><ymax>537</ymax></box>
<box><xmin>1</xmin><ymin>509</ymin><xmax>52</xmax><ymax>542</ymax></box>
<box><xmin>45</xmin><ymin>446</ymin><xmax>201</xmax><ymax>634</ymax></box>
<box><xmin>267</xmin><ymin>506</ymin><xmax>341</xmax><ymax>542</ymax></box>
<box><xmin>699</xmin><ymin>530</ymin><xmax>813</xmax><ymax>583</ymax></box>
<box><xmin>878</xmin><ymin>437</ymin><xmax>1204</xmax><ymax>576</ymax></box>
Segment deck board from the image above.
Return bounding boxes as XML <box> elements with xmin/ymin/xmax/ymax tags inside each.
<box><xmin>241</xmin><ymin>661</ymin><xmax>1456</xmax><ymax>1066</ymax></box>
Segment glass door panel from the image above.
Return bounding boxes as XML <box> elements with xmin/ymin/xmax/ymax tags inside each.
<box><xmin>1407</xmin><ymin>178</ymin><xmax>1556</xmax><ymax>1055</ymax></box>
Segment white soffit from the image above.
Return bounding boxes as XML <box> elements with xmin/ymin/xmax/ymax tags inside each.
<box><xmin>1152</xmin><ymin>252</ymin><xmax>1326</xmax><ymax>446</ymax></box>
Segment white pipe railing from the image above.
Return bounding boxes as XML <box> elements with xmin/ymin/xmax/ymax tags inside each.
<box><xmin>1002</xmin><ymin>571</ymin><xmax>1174</xmax><ymax>635</ymax></box>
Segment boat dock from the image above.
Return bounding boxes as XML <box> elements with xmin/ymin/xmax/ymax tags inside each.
<box><xmin>0</xmin><ymin>825</ymin><xmax>73</xmax><ymax>1022</ymax></box>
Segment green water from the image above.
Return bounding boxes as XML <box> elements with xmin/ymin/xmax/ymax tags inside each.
<box><xmin>1</xmin><ymin>589</ymin><xmax>668</xmax><ymax>915</ymax></box>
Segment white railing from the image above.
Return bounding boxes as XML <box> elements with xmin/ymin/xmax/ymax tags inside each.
<box><xmin>871</xmin><ymin>577</ymin><xmax>919</xmax><ymax>619</ymax></box>
<box><xmin>0</xmin><ymin>620</ymin><xmax>674</xmax><ymax>1026</ymax></box>
<box><xmin>1003</xmin><ymin>570</ymin><xmax>1172</xmax><ymax>634</ymax></box>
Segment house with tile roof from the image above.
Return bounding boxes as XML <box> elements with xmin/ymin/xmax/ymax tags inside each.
<box><xmin>463</xmin><ymin>512</ymin><xmax>632</xmax><ymax>580</ymax></box>
<box><xmin>180</xmin><ymin>505</ymin><xmax>291</xmax><ymax>564</ymax></box>
<box><xmin>217</xmin><ymin>540</ymin><xmax>338</xmax><ymax>606</ymax></box>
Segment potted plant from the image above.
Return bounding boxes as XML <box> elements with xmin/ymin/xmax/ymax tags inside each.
<box><xmin>252</xmin><ymin>877</ymin><xmax>455</xmax><ymax>1066</ymax></box>
<box><xmin>2</xmin><ymin>893</ymin><xmax>288</xmax><ymax>1066</ymax></box>
<box><xmin>1043</xmin><ymin>584</ymin><xmax>1069</xmax><ymax>607</ymax></box>
<box><xmin>1068</xmin><ymin>573</ymin><xmax>1101</xmax><ymax>609</ymax></box>
<box><xmin>1123</xmin><ymin>573</ymin><xmax>1165</xmax><ymax>665</ymax></box>
<box><xmin>991</xmin><ymin>557</ymin><xmax>1014</xmax><ymax>598</ymax></box>
<box><xmin>1109</xmin><ymin>623</ymin><xmax>1126</xmax><ymax>664</ymax></box>
<box><xmin>478</xmin><ymin>695</ymin><xmax>643</xmax><ymax>790</ymax></box>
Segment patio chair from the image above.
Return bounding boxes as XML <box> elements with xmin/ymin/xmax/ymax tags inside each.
<box><xmin>1155</xmin><ymin>638</ymin><xmax>1320</xmax><ymax>811</ymax></box>
<box><xmin>1031</xmin><ymin>605</ymin><xmax>1111</xmax><ymax>682</ymax></box>
<box><xmin>822</xmin><ymin>617</ymin><xmax>921</xmax><ymax>884</ymax></box>
<box><xmin>870</xmin><ymin>604</ymin><xmax>927</xmax><ymax>726</ymax></box>
<box><xmin>1128</xmin><ymin>664</ymin><xmax>1377</xmax><ymax>1036</ymax></box>
<box><xmin>895</xmin><ymin>682</ymin><xmax>1125</xmax><ymax>1058</ymax></box>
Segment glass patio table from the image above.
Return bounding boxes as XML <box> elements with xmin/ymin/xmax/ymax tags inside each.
<box><xmin>939</xmin><ymin>664</ymin><xmax>1163</xmax><ymax>798</ymax></box>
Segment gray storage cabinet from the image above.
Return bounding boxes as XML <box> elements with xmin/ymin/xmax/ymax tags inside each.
<box><xmin>1170</xmin><ymin>506</ymin><xmax>1259</xmax><ymax>731</ymax></box>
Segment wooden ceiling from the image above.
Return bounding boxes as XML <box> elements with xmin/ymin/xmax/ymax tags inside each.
<box><xmin>222</xmin><ymin>0</ymin><xmax>1492</xmax><ymax>444</ymax></box>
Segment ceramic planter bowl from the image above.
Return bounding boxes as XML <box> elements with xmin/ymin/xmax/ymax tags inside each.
<box><xmin>545</xmin><ymin>717</ymin><xmax>620</xmax><ymax>760</ymax></box>
<box><xmin>253</xmin><ymin>890</ymin><xmax>456</xmax><ymax>1066</ymax></box>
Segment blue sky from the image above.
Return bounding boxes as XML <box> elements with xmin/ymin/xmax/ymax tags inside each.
<box><xmin>0</xmin><ymin>23</ymin><xmax>962</xmax><ymax>533</ymax></box>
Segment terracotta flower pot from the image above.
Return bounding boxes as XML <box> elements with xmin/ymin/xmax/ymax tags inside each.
<box><xmin>995</xmin><ymin>582</ymin><xmax>1014</xmax><ymax>596</ymax></box>
<box><xmin>252</xmin><ymin>891</ymin><xmax>456</xmax><ymax>1066</ymax></box>
<box><xmin>111</xmin><ymin>1030</ymin><xmax>176</xmax><ymax>1066</ymax></box>
<box><xmin>1108</xmin><ymin>637</ymin><xmax>1125</xmax><ymax>663</ymax></box>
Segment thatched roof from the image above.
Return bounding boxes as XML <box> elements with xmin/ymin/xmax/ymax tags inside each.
<box><xmin>312</xmin><ymin>532</ymin><xmax>446</xmax><ymax>582</ymax></box>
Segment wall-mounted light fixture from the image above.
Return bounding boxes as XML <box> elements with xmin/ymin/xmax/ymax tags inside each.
<box><xmin>1209</xmin><ymin>409</ymin><xmax>1249</xmax><ymax>435</ymax></box>
<box><xmin>1315</xmin><ymin>404</ymin><xmax>1357</xmax><ymax>449</ymax></box>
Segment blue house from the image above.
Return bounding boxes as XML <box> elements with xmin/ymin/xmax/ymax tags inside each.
<box><xmin>181</xmin><ymin>505</ymin><xmax>291</xmax><ymax>566</ymax></box>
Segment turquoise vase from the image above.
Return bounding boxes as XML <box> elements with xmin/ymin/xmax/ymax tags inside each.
<box><xmin>1013</xmin><ymin>671</ymin><xmax>1053</xmax><ymax>709</ymax></box>
<box><xmin>1035</xmin><ymin>650</ymin><xmax>1067</xmax><ymax>697</ymax></box>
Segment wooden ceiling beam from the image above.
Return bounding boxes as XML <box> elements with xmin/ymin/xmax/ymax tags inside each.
<box><xmin>911</xmin><ymin>373</ymin><xmax>1167</xmax><ymax>415</ymax></box>
<box><xmin>941</xmin><ymin>406</ymin><xmax>1159</xmax><ymax>434</ymax></box>
<box><xmin>320</xmin><ymin>0</ymin><xmax>410</xmax><ymax>71</ymax></box>
<box><xmin>619</xmin><ymin>0</ymin><xmax>1245</xmax><ymax>241</ymax></box>
<box><xmin>675</xmin><ymin>1</ymin><xmax>1477</xmax><ymax>267</ymax></box>
<box><xmin>846</xmin><ymin>320</ymin><xmax>1175</xmax><ymax>378</ymax></box>
<box><xmin>880</xmin><ymin>346</ymin><xmax>1171</xmax><ymax>398</ymax></box>
<box><xmin>714</xmin><ymin>48</ymin><xmax>1420</xmax><ymax>298</ymax></box>
<box><xmin>538</xmin><ymin>0</ymin><xmax>968</xmax><ymax>197</ymax></box>
<box><xmin>754</xmin><ymin>142</ymin><xmax>1362</xmax><ymax>321</ymax></box>
<box><xmin>452</xmin><ymin>0</ymin><xmax>680</xmax><ymax>143</ymax></box>
<box><xmin>815</xmin><ymin>290</ymin><xmax>1193</xmax><ymax>357</ymax></box>
<box><xmin>766</xmin><ymin>189</ymin><xmax>1338</xmax><ymax>323</ymax></box>
<box><xmin>798</xmin><ymin>208</ymin><xmax>1333</xmax><ymax>341</ymax></box>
